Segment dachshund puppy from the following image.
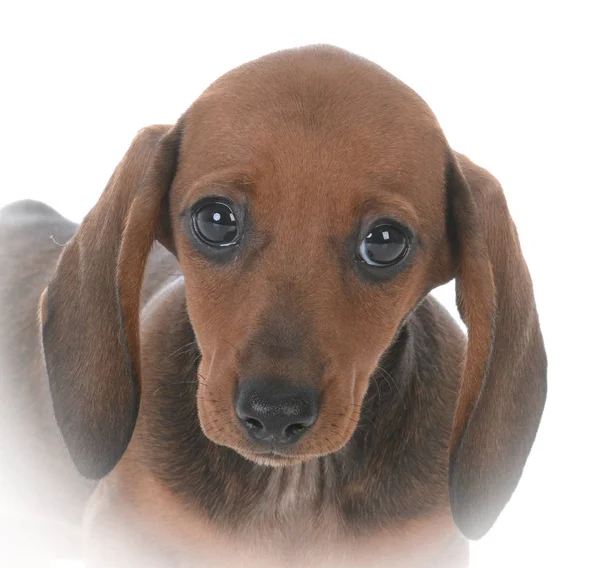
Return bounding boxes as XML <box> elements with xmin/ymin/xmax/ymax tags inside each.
<box><xmin>0</xmin><ymin>45</ymin><xmax>546</xmax><ymax>567</ymax></box>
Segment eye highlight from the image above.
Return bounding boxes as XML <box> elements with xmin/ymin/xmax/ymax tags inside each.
<box><xmin>358</xmin><ymin>223</ymin><xmax>409</xmax><ymax>266</ymax></box>
<box><xmin>191</xmin><ymin>201</ymin><xmax>239</xmax><ymax>247</ymax></box>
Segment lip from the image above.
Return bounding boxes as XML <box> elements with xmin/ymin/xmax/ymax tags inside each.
<box><xmin>238</xmin><ymin>449</ymin><xmax>308</xmax><ymax>467</ymax></box>
<box><xmin>251</xmin><ymin>450</ymin><xmax>292</xmax><ymax>460</ymax></box>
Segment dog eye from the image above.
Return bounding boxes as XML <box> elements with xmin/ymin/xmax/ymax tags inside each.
<box><xmin>358</xmin><ymin>224</ymin><xmax>409</xmax><ymax>266</ymax></box>
<box><xmin>191</xmin><ymin>201</ymin><xmax>239</xmax><ymax>246</ymax></box>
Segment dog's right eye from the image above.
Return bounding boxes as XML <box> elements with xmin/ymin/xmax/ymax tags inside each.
<box><xmin>191</xmin><ymin>201</ymin><xmax>239</xmax><ymax>247</ymax></box>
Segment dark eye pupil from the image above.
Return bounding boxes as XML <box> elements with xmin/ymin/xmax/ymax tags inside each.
<box><xmin>193</xmin><ymin>202</ymin><xmax>238</xmax><ymax>246</ymax></box>
<box><xmin>359</xmin><ymin>225</ymin><xmax>408</xmax><ymax>266</ymax></box>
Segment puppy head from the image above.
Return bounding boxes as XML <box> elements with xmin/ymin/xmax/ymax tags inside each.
<box><xmin>41</xmin><ymin>46</ymin><xmax>545</xmax><ymax>538</ymax></box>
<box><xmin>169</xmin><ymin>48</ymin><xmax>451</xmax><ymax>466</ymax></box>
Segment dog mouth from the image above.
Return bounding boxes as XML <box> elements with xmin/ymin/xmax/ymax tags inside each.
<box><xmin>197</xmin><ymin>374</ymin><xmax>365</xmax><ymax>466</ymax></box>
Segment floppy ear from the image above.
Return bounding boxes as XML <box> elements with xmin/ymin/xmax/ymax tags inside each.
<box><xmin>446</xmin><ymin>151</ymin><xmax>547</xmax><ymax>539</ymax></box>
<box><xmin>41</xmin><ymin>124</ymin><xmax>181</xmax><ymax>479</ymax></box>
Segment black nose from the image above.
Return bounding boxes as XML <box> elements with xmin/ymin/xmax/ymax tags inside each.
<box><xmin>235</xmin><ymin>377</ymin><xmax>319</xmax><ymax>446</ymax></box>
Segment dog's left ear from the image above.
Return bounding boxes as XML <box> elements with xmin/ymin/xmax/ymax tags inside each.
<box><xmin>445</xmin><ymin>151</ymin><xmax>547</xmax><ymax>539</ymax></box>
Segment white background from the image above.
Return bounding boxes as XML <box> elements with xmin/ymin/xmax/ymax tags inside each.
<box><xmin>1</xmin><ymin>2</ymin><xmax>598</xmax><ymax>567</ymax></box>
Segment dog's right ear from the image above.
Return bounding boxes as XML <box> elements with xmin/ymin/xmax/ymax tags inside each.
<box><xmin>41</xmin><ymin>123</ymin><xmax>181</xmax><ymax>479</ymax></box>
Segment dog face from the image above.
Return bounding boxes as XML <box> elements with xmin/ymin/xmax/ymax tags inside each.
<box><xmin>41</xmin><ymin>46</ymin><xmax>546</xmax><ymax>539</ymax></box>
<box><xmin>169</xmin><ymin>55</ymin><xmax>451</xmax><ymax>465</ymax></box>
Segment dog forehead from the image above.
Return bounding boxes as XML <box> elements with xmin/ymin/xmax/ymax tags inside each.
<box><xmin>175</xmin><ymin>46</ymin><xmax>447</xmax><ymax>212</ymax></box>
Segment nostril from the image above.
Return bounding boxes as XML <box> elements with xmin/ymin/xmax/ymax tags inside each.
<box><xmin>284</xmin><ymin>422</ymin><xmax>308</xmax><ymax>438</ymax></box>
<box><xmin>244</xmin><ymin>417</ymin><xmax>264</xmax><ymax>431</ymax></box>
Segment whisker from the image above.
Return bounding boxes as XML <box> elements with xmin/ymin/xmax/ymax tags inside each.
<box><xmin>370</xmin><ymin>372</ymin><xmax>383</xmax><ymax>407</ymax></box>
<box><xmin>374</xmin><ymin>364</ymin><xmax>403</xmax><ymax>399</ymax></box>
<box><xmin>349</xmin><ymin>403</ymin><xmax>377</xmax><ymax>428</ymax></box>
<box><xmin>161</xmin><ymin>340</ymin><xmax>198</xmax><ymax>363</ymax></box>
<box><xmin>152</xmin><ymin>376</ymin><xmax>209</xmax><ymax>397</ymax></box>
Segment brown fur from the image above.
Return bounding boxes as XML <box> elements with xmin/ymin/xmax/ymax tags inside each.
<box><xmin>0</xmin><ymin>45</ymin><xmax>546</xmax><ymax>567</ymax></box>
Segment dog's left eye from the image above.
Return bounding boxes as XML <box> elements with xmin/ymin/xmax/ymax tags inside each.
<box><xmin>191</xmin><ymin>202</ymin><xmax>239</xmax><ymax>246</ymax></box>
<box><xmin>358</xmin><ymin>224</ymin><xmax>409</xmax><ymax>266</ymax></box>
